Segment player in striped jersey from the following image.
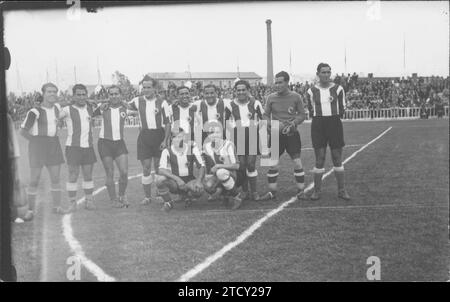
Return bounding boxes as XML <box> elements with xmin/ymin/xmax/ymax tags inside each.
<box><xmin>93</xmin><ymin>85</ymin><xmax>130</xmax><ymax>208</ymax></box>
<box><xmin>156</xmin><ymin>126</ymin><xmax>205</xmax><ymax>212</ymax></box>
<box><xmin>306</xmin><ymin>63</ymin><xmax>350</xmax><ymax>201</ymax></box>
<box><xmin>195</xmin><ymin>84</ymin><xmax>229</xmax><ymax>146</ymax></box>
<box><xmin>126</xmin><ymin>75</ymin><xmax>170</xmax><ymax>205</ymax></box>
<box><xmin>224</xmin><ymin>80</ymin><xmax>265</xmax><ymax>201</ymax></box>
<box><xmin>260</xmin><ymin>71</ymin><xmax>307</xmax><ymax>202</ymax></box>
<box><xmin>20</xmin><ymin>83</ymin><xmax>65</xmax><ymax>215</ymax></box>
<box><xmin>60</xmin><ymin>84</ymin><xmax>98</xmax><ymax>212</ymax></box>
<box><xmin>165</xmin><ymin>86</ymin><xmax>201</xmax><ymax>147</ymax></box>
<box><xmin>202</xmin><ymin>124</ymin><xmax>243</xmax><ymax>210</ymax></box>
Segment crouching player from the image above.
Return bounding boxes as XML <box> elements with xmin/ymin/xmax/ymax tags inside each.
<box><xmin>156</xmin><ymin>127</ymin><xmax>205</xmax><ymax>212</ymax></box>
<box><xmin>202</xmin><ymin>124</ymin><xmax>243</xmax><ymax>210</ymax></box>
<box><xmin>93</xmin><ymin>85</ymin><xmax>129</xmax><ymax>208</ymax></box>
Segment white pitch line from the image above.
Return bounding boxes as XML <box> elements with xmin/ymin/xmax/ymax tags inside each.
<box><xmin>177</xmin><ymin>126</ymin><xmax>393</xmax><ymax>282</ymax></box>
<box><xmin>61</xmin><ymin>173</ymin><xmax>143</xmax><ymax>282</ymax></box>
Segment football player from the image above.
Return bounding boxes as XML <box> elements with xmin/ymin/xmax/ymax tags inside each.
<box><xmin>59</xmin><ymin>84</ymin><xmax>98</xmax><ymax>212</ymax></box>
<box><xmin>202</xmin><ymin>124</ymin><xmax>243</xmax><ymax>210</ymax></box>
<box><xmin>93</xmin><ymin>85</ymin><xmax>130</xmax><ymax>208</ymax></box>
<box><xmin>20</xmin><ymin>83</ymin><xmax>65</xmax><ymax>215</ymax></box>
<box><xmin>260</xmin><ymin>71</ymin><xmax>307</xmax><ymax>201</ymax></box>
<box><xmin>224</xmin><ymin>80</ymin><xmax>265</xmax><ymax>201</ymax></box>
<box><xmin>156</xmin><ymin>127</ymin><xmax>205</xmax><ymax>212</ymax></box>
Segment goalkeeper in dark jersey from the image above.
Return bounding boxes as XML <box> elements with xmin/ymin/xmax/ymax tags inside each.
<box><xmin>260</xmin><ymin>71</ymin><xmax>307</xmax><ymax>201</ymax></box>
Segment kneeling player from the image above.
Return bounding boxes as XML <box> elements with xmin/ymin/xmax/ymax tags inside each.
<box><xmin>156</xmin><ymin>127</ymin><xmax>205</xmax><ymax>212</ymax></box>
<box><xmin>202</xmin><ymin>125</ymin><xmax>243</xmax><ymax>210</ymax></box>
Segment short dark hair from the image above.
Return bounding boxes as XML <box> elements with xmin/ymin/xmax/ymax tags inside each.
<box><xmin>107</xmin><ymin>85</ymin><xmax>122</xmax><ymax>94</ymax></box>
<box><xmin>41</xmin><ymin>82</ymin><xmax>58</xmax><ymax>94</ymax></box>
<box><xmin>177</xmin><ymin>86</ymin><xmax>190</xmax><ymax>94</ymax></box>
<box><xmin>140</xmin><ymin>74</ymin><xmax>158</xmax><ymax>87</ymax></box>
<box><xmin>72</xmin><ymin>84</ymin><xmax>88</xmax><ymax>95</ymax></box>
<box><xmin>203</xmin><ymin>84</ymin><xmax>218</xmax><ymax>92</ymax></box>
<box><xmin>316</xmin><ymin>63</ymin><xmax>331</xmax><ymax>73</ymax></box>
<box><xmin>275</xmin><ymin>71</ymin><xmax>290</xmax><ymax>83</ymax></box>
<box><xmin>234</xmin><ymin>80</ymin><xmax>250</xmax><ymax>90</ymax></box>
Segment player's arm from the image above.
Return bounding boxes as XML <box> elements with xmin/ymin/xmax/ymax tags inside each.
<box><xmin>292</xmin><ymin>94</ymin><xmax>307</xmax><ymax>126</ymax></box>
<box><xmin>125</xmin><ymin>97</ymin><xmax>138</xmax><ymax>111</ymax></box>
<box><xmin>19</xmin><ymin>108</ymin><xmax>38</xmax><ymax>141</ymax></box>
<box><xmin>338</xmin><ymin>86</ymin><xmax>346</xmax><ymax>118</ymax></box>
<box><xmin>263</xmin><ymin>95</ymin><xmax>272</xmax><ymax>122</ymax></box>
<box><xmin>305</xmin><ymin>89</ymin><xmax>314</xmax><ymax>117</ymax></box>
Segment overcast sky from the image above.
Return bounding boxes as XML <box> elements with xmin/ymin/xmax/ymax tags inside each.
<box><xmin>4</xmin><ymin>1</ymin><xmax>449</xmax><ymax>93</ymax></box>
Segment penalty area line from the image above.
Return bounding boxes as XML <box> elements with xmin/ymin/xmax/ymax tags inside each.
<box><xmin>61</xmin><ymin>173</ymin><xmax>143</xmax><ymax>282</ymax></box>
<box><xmin>177</xmin><ymin>126</ymin><xmax>393</xmax><ymax>282</ymax></box>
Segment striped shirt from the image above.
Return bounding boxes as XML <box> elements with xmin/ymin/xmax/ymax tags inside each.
<box><xmin>196</xmin><ymin>99</ymin><xmax>230</xmax><ymax>130</ymax></box>
<box><xmin>202</xmin><ymin>140</ymin><xmax>237</xmax><ymax>174</ymax></box>
<box><xmin>60</xmin><ymin>104</ymin><xmax>95</xmax><ymax>148</ymax></box>
<box><xmin>93</xmin><ymin>105</ymin><xmax>127</xmax><ymax>141</ymax></box>
<box><xmin>306</xmin><ymin>83</ymin><xmax>345</xmax><ymax>117</ymax></box>
<box><xmin>167</xmin><ymin>103</ymin><xmax>200</xmax><ymax>134</ymax></box>
<box><xmin>20</xmin><ymin>103</ymin><xmax>61</xmax><ymax>137</ymax></box>
<box><xmin>159</xmin><ymin>142</ymin><xmax>204</xmax><ymax>177</ymax></box>
<box><xmin>128</xmin><ymin>96</ymin><xmax>169</xmax><ymax>130</ymax></box>
<box><xmin>225</xmin><ymin>99</ymin><xmax>264</xmax><ymax>128</ymax></box>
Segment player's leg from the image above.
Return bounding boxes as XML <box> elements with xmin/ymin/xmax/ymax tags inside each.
<box><xmin>203</xmin><ymin>174</ymin><xmax>222</xmax><ymax>202</ymax></box>
<box><xmin>260</xmin><ymin>159</ymin><xmax>279</xmax><ymax>201</ymax></box>
<box><xmin>66</xmin><ymin>164</ymin><xmax>80</xmax><ymax>212</ymax></box>
<box><xmin>238</xmin><ymin>155</ymin><xmax>249</xmax><ymax>200</ymax></box>
<box><xmin>311</xmin><ymin>117</ymin><xmax>327</xmax><ymax>200</ymax></box>
<box><xmin>81</xmin><ymin>163</ymin><xmax>96</xmax><ymax>210</ymax></box>
<box><xmin>184</xmin><ymin>178</ymin><xmax>204</xmax><ymax>207</ymax></box>
<box><xmin>46</xmin><ymin>164</ymin><xmax>64</xmax><ymax>213</ymax></box>
<box><xmin>311</xmin><ymin>148</ymin><xmax>326</xmax><ymax>200</ymax></box>
<box><xmin>155</xmin><ymin>175</ymin><xmax>178</xmax><ymax>212</ymax></box>
<box><xmin>330</xmin><ymin>117</ymin><xmax>350</xmax><ymax>200</ymax></box>
<box><xmin>101</xmin><ymin>155</ymin><xmax>120</xmax><ymax>207</ymax></box>
<box><xmin>286</xmin><ymin>131</ymin><xmax>306</xmax><ymax>200</ymax></box>
<box><xmin>27</xmin><ymin>167</ymin><xmax>42</xmax><ymax>214</ymax></box>
<box><xmin>215</xmin><ymin>169</ymin><xmax>242</xmax><ymax>210</ymax></box>
<box><xmin>99</xmin><ymin>138</ymin><xmax>119</xmax><ymax>207</ymax></box>
<box><xmin>260</xmin><ymin>132</ymin><xmax>284</xmax><ymax>201</ymax></box>
<box><xmin>115</xmin><ymin>153</ymin><xmax>129</xmax><ymax>207</ymax></box>
<box><xmin>140</xmin><ymin>159</ymin><xmax>153</xmax><ymax>205</ymax></box>
<box><xmin>246</xmin><ymin>155</ymin><xmax>260</xmax><ymax>201</ymax></box>
<box><xmin>13</xmin><ymin>159</ymin><xmax>33</xmax><ymax>222</ymax></box>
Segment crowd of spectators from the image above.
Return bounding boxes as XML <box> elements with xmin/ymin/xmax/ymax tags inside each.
<box><xmin>7</xmin><ymin>73</ymin><xmax>449</xmax><ymax>122</ymax></box>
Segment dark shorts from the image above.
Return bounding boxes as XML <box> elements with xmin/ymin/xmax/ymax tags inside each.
<box><xmin>233</xmin><ymin>127</ymin><xmax>260</xmax><ymax>156</ymax></box>
<box><xmin>137</xmin><ymin>129</ymin><xmax>165</xmax><ymax>160</ymax></box>
<box><xmin>28</xmin><ymin>136</ymin><xmax>65</xmax><ymax>169</ymax></box>
<box><xmin>269</xmin><ymin>130</ymin><xmax>302</xmax><ymax>158</ymax></box>
<box><xmin>65</xmin><ymin>146</ymin><xmax>97</xmax><ymax>166</ymax></box>
<box><xmin>311</xmin><ymin>116</ymin><xmax>345</xmax><ymax>149</ymax></box>
<box><xmin>98</xmin><ymin>138</ymin><xmax>128</xmax><ymax>159</ymax></box>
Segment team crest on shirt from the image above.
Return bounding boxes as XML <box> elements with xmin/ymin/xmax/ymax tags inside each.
<box><xmin>219</xmin><ymin>156</ymin><xmax>225</xmax><ymax>163</ymax></box>
<box><xmin>154</xmin><ymin>108</ymin><xmax>159</xmax><ymax>114</ymax></box>
<box><xmin>247</xmin><ymin>112</ymin><xmax>253</xmax><ymax>119</ymax></box>
<box><xmin>215</xmin><ymin>113</ymin><xmax>221</xmax><ymax>119</ymax></box>
<box><xmin>288</xmin><ymin>106</ymin><xmax>295</xmax><ymax>114</ymax></box>
<box><xmin>120</xmin><ymin>112</ymin><xmax>126</xmax><ymax>118</ymax></box>
<box><xmin>187</xmin><ymin>116</ymin><xmax>192</xmax><ymax>122</ymax></box>
<box><xmin>328</xmin><ymin>96</ymin><xmax>335</xmax><ymax>103</ymax></box>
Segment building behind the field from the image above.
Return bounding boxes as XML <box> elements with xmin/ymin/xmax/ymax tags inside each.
<box><xmin>147</xmin><ymin>72</ymin><xmax>262</xmax><ymax>89</ymax></box>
